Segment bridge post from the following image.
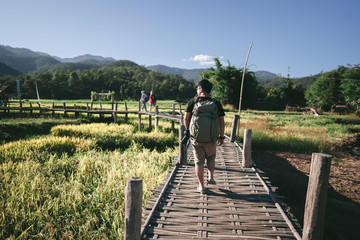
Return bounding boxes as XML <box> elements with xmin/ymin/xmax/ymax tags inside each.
<box><xmin>86</xmin><ymin>103</ymin><xmax>90</xmax><ymax>117</ymax></box>
<box><xmin>179</xmin><ymin>124</ymin><xmax>187</xmax><ymax>164</ymax></box>
<box><xmin>63</xmin><ymin>102</ymin><xmax>67</xmax><ymax>117</ymax></box>
<box><xmin>242</xmin><ymin>129</ymin><xmax>252</xmax><ymax>167</ymax></box>
<box><xmin>138</xmin><ymin>101</ymin><xmax>141</xmax><ymax>131</ymax></box>
<box><xmin>149</xmin><ymin>114</ymin><xmax>152</xmax><ymax>130</ymax></box>
<box><xmin>171</xmin><ymin>104</ymin><xmax>175</xmax><ymax>132</ymax></box>
<box><xmin>30</xmin><ymin>103</ymin><xmax>33</xmax><ymax>115</ymax></box>
<box><xmin>230</xmin><ymin>115</ymin><xmax>239</xmax><ymax>142</ymax></box>
<box><xmin>125</xmin><ymin>102</ymin><xmax>128</xmax><ymax>123</ymax></box>
<box><xmin>113</xmin><ymin>103</ymin><xmax>117</xmax><ymax>124</ymax></box>
<box><xmin>74</xmin><ymin>104</ymin><xmax>79</xmax><ymax>118</ymax></box>
<box><xmin>52</xmin><ymin>102</ymin><xmax>55</xmax><ymax>117</ymax></box>
<box><xmin>124</xmin><ymin>177</ymin><xmax>143</xmax><ymax>240</ymax></box>
<box><xmin>155</xmin><ymin>106</ymin><xmax>159</xmax><ymax>131</ymax></box>
<box><xmin>303</xmin><ymin>153</ymin><xmax>332</xmax><ymax>240</ymax></box>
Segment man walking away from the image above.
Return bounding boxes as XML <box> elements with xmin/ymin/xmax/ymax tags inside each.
<box><xmin>140</xmin><ymin>90</ymin><xmax>148</xmax><ymax>111</ymax></box>
<box><xmin>183</xmin><ymin>79</ymin><xmax>225</xmax><ymax>194</ymax></box>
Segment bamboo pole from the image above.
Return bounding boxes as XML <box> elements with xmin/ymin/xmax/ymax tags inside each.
<box><xmin>171</xmin><ymin>104</ymin><xmax>175</xmax><ymax>132</ymax></box>
<box><xmin>303</xmin><ymin>153</ymin><xmax>332</xmax><ymax>240</ymax></box>
<box><xmin>237</xmin><ymin>42</ymin><xmax>253</xmax><ymax>140</ymax></box>
<box><xmin>63</xmin><ymin>102</ymin><xmax>67</xmax><ymax>117</ymax></box>
<box><xmin>154</xmin><ymin>106</ymin><xmax>159</xmax><ymax>131</ymax></box>
<box><xmin>230</xmin><ymin>115</ymin><xmax>239</xmax><ymax>142</ymax></box>
<box><xmin>138</xmin><ymin>101</ymin><xmax>141</xmax><ymax>131</ymax></box>
<box><xmin>179</xmin><ymin>123</ymin><xmax>187</xmax><ymax>164</ymax></box>
<box><xmin>124</xmin><ymin>177</ymin><xmax>143</xmax><ymax>240</ymax></box>
<box><xmin>125</xmin><ymin>102</ymin><xmax>128</xmax><ymax>123</ymax></box>
<box><xmin>242</xmin><ymin>129</ymin><xmax>252</xmax><ymax>167</ymax></box>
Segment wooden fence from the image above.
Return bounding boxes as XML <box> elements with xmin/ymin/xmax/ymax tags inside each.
<box><xmin>0</xmin><ymin>101</ymin><xmax>182</xmax><ymax>131</ymax></box>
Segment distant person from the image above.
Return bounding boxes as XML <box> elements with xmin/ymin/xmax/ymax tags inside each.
<box><xmin>182</xmin><ymin>79</ymin><xmax>225</xmax><ymax>194</ymax></box>
<box><xmin>149</xmin><ymin>91</ymin><xmax>157</xmax><ymax>111</ymax></box>
<box><xmin>140</xmin><ymin>90</ymin><xmax>148</xmax><ymax>111</ymax></box>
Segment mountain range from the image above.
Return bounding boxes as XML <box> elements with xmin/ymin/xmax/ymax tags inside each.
<box><xmin>0</xmin><ymin>44</ymin><xmax>318</xmax><ymax>89</ymax></box>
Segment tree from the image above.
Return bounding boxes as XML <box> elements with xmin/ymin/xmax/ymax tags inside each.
<box><xmin>340</xmin><ymin>64</ymin><xmax>360</xmax><ymax>111</ymax></box>
<box><xmin>278</xmin><ymin>78</ymin><xmax>306</xmax><ymax>107</ymax></box>
<box><xmin>305</xmin><ymin>70</ymin><xmax>343</xmax><ymax>111</ymax></box>
<box><xmin>203</xmin><ymin>58</ymin><xmax>258</xmax><ymax>109</ymax></box>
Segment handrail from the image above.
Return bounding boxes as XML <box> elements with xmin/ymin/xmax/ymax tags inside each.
<box><xmin>0</xmin><ymin>105</ymin><xmax>182</xmax><ymax>122</ymax></box>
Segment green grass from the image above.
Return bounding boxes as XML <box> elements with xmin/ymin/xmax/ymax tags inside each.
<box><xmin>0</xmin><ymin>122</ymin><xmax>178</xmax><ymax>239</ymax></box>
<box><xmin>224</xmin><ymin>110</ymin><xmax>360</xmax><ymax>154</ymax></box>
<box><xmin>1</xmin><ymin>143</ymin><xmax>177</xmax><ymax>239</ymax></box>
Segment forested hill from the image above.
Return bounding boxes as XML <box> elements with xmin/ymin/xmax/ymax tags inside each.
<box><xmin>0</xmin><ymin>61</ymin><xmax>21</xmax><ymax>77</ymax></box>
<box><xmin>0</xmin><ymin>45</ymin><xmax>116</xmax><ymax>74</ymax></box>
<box><xmin>146</xmin><ymin>65</ymin><xmax>206</xmax><ymax>82</ymax></box>
<box><xmin>0</xmin><ymin>44</ymin><xmax>322</xmax><ymax>91</ymax></box>
<box><xmin>0</xmin><ymin>59</ymin><xmax>196</xmax><ymax>101</ymax></box>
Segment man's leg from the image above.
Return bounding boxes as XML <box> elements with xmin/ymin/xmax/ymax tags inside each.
<box><xmin>193</xmin><ymin>144</ymin><xmax>206</xmax><ymax>191</ymax></box>
<box><xmin>195</xmin><ymin>164</ymin><xmax>205</xmax><ymax>191</ymax></box>
<box><xmin>207</xmin><ymin>157</ymin><xmax>215</xmax><ymax>182</ymax></box>
<box><xmin>205</xmin><ymin>143</ymin><xmax>217</xmax><ymax>182</ymax></box>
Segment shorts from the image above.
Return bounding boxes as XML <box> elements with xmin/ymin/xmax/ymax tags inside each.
<box><xmin>192</xmin><ymin>142</ymin><xmax>217</xmax><ymax>166</ymax></box>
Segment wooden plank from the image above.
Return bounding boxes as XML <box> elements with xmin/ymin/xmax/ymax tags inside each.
<box><xmin>142</xmin><ymin>140</ymin><xmax>301</xmax><ymax>240</ymax></box>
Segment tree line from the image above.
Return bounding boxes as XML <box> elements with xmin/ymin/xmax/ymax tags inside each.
<box><xmin>203</xmin><ymin>59</ymin><xmax>360</xmax><ymax>114</ymax></box>
<box><xmin>0</xmin><ymin>60</ymin><xmax>196</xmax><ymax>101</ymax></box>
<box><xmin>1</xmin><ymin>58</ymin><xmax>359</xmax><ymax>114</ymax></box>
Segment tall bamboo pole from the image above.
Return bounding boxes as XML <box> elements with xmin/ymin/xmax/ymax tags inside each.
<box><xmin>237</xmin><ymin>42</ymin><xmax>253</xmax><ymax>140</ymax></box>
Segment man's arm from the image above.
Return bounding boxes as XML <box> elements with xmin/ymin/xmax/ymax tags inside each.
<box><xmin>218</xmin><ymin>116</ymin><xmax>225</xmax><ymax>145</ymax></box>
<box><xmin>184</xmin><ymin>112</ymin><xmax>191</xmax><ymax>129</ymax></box>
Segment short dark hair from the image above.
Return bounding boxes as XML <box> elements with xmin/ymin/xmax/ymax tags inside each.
<box><xmin>197</xmin><ymin>79</ymin><xmax>213</xmax><ymax>93</ymax></box>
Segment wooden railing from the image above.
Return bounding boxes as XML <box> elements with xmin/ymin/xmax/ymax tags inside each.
<box><xmin>0</xmin><ymin>101</ymin><xmax>182</xmax><ymax>131</ymax></box>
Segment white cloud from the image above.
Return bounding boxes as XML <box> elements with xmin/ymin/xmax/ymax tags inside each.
<box><xmin>183</xmin><ymin>54</ymin><xmax>224</xmax><ymax>66</ymax></box>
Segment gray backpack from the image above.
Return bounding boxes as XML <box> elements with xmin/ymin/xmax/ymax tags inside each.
<box><xmin>189</xmin><ymin>98</ymin><xmax>220</xmax><ymax>144</ymax></box>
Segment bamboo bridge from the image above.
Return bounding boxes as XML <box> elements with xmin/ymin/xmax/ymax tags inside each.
<box><xmin>139</xmin><ymin>138</ymin><xmax>302</xmax><ymax>239</ymax></box>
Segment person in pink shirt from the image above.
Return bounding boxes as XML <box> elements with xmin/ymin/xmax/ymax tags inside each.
<box><xmin>149</xmin><ymin>91</ymin><xmax>157</xmax><ymax>111</ymax></box>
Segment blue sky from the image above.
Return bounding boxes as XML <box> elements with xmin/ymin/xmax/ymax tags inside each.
<box><xmin>1</xmin><ymin>0</ymin><xmax>359</xmax><ymax>77</ymax></box>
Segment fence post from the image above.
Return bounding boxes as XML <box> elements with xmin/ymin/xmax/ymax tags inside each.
<box><xmin>125</xmin><ymin>102</ymin><xmax>128</xmax><ymax>123</ymax></box>
<box><xmin>63</xmin><ymin>102</ymin><xmax>67</xmax><ymax>117</ymax></box>
<box><xmin>30</xmin><ymin>103</ymin><xmax>33</xmax><ymax>115</ymax></box>
<box><xmin>155</xmin><ymin>106</ymin><xmax>159</xmax><ymax>131</ymax></box>
<box><xmin>149</xmin><ymin>114</ymin><xmax>152</xmax><ymax>130</ymax></box>
<box><xmin>113</xmin><ymin>103</ymin><xmax>118</xmax><ymax>124</ymax></box>
<box><xmin>242</xmin><ymin>129</ymin><xmax>252</xmax><ymax>168</ymax></box>
<box><xmin>171</xmin><ymin>104</ymin><xmax>175</xmax><ymax>132</ymax></box>
<box><xmin>86</xmin><ymin>103</ymin><xmax>90</xmax><ymax>117</ymax></box>
<box><xmin>303</xmin><ymin>153</ymin><xmax>332</xmax><ymax>240</ymax></box>
<box><xmin>74</xmin><ymin>104</ymin><xmax>79</xmax><ymax>118</ymax></box>
<box><xmin>52</xmin><ymin>102</ymin><xmax>55</xmax><ymax>117</ymax></box>
<box><xmin>230</xmin><ymin>115</ymin><xmax>239</xmax><ymax>142</ymax></box>
<box><xmin>179</xmin><ymin>124</ymin><xmax>187</xmax><ymax>164</ymax></box>
<box><xmin>124</xmin><ymin>177</ymin><xmax>143</xmax><ymax>240</ymax></box>
<box><xmin>138</xmin><ymin>101</ymin><xmax>141</xmax><ymax>131</ymax></box>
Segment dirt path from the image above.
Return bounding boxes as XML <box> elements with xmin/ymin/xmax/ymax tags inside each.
<box><xmin>253</xmin><ymin>151</ymin><xmax>360</xmax><ymax>240</ymax></box>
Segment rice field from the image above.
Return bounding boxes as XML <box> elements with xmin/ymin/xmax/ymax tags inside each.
<box><xmin>1</xmin><ymin>100</ymin><xmax>360</xmax><ymax>239</ymax></box>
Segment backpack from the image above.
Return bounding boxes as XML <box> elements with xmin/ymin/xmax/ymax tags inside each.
<box><xmin>145</xmin><ymin>96</ymin><xmax>149</xmax><ymax>102</ymax></box>
<box><xmin>189</xmin><ymin>98</ymin><xmax>220</xmax><ymax>144</ymax></box>
<box><xmin>151</xmin><ymin>95</ymin><xmax>156</xmax><ymax>102</ymax></box>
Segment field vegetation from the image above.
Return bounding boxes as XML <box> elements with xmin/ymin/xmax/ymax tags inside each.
<box><xmin>1</xmin><ymin>100</ymin><xmax>360</xmax><ymax>239</ymax></box>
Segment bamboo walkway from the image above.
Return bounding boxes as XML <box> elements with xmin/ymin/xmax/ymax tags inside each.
<box><xmin>141</xmin><ymin>139</ymin><xmax>302</xmax><ymax>240</ymax></box>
